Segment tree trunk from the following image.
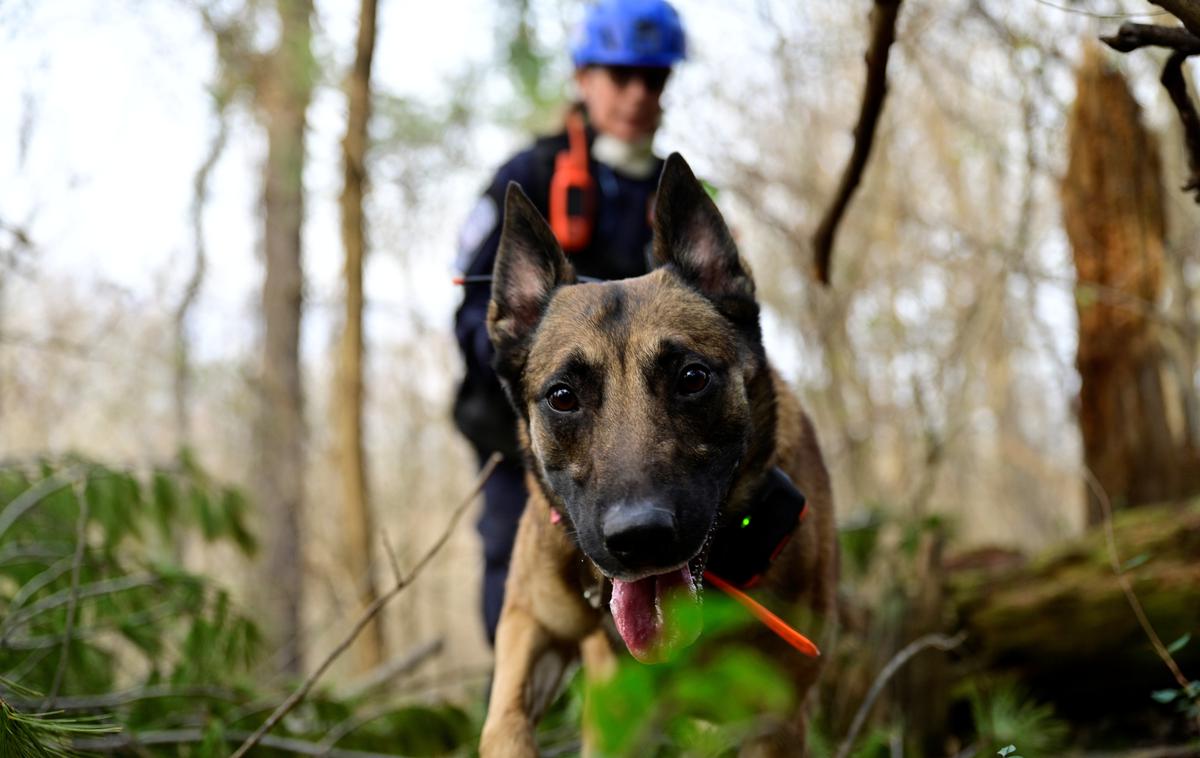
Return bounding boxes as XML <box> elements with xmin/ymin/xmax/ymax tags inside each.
<box><xmin>335</xmin><ymin>0</ymin><xmax>383</xmax><ymax>673</ymax></box>
<box><xmin>256</xmin><ymin>0</ymin><xmax>314</xmax><ymax>676</ymax></box>
<box><xmin>1062</xmin><ymin>44</ymin><xmax>1200</xmax><ymax>525</ymax></box>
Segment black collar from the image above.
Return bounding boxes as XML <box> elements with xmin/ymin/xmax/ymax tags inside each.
<box><xmin>704</xmin><ymin>467</ymin><xmax>807</xmax><ymax>589</ymax></box>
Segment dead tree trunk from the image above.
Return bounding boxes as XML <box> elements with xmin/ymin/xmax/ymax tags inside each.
<box><xmin>335</xmin><ymin>0</ymin><xmax>383</xmax><ymax>673</ymax></box>
<box><xmin>256</xmin><ymin>0</ymin><xmax>314</xmax><ymax>676</ymax></box>
<box><xmin>1062</xmin><ymin>45</ymin><xmax>1200</xmax><ymax>525</ymax></box>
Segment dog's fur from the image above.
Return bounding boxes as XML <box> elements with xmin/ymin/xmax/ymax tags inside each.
<box><xmin>479</xmin><ymin>154</ymin><xmax>836</xmax><ymax>757</ymax></box>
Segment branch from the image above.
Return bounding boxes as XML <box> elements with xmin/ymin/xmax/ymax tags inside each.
<box><xmin>1100</xmin><ymin>22</ymin><xmax>1200</xmax><ymax>54</ymax></box>
<box><xmin>1153</xmin><ymin>0</ymin><xmax>1200</xmax><ymax>38</ymax></box>
<box><xmin>340</xmin><ymin>637</ymin><xmax>444</xmax><ymax>698</ymax></box>
<box><xmin>834</xmin><ymin>631</ymin><xmax>967</xmax><ymax>758</ymax></box>
<box><xmin>1161</xmin><ymin>51</ymin><xmax>1200</xmax><ymax>201</ymax></box>
<box><xmin>228</xmin><ymin>453</ymin><xmax>503</xmax><ymax>758</ymax></box>
<box><xmin>2</xmin><ymin>684</ymin><xmax>242</xmax><ymax>712</ymax></box>
<box><xmin>811</xmin><ymin>0</ymin><xmax>904</xmax><ymax>285</ymax></box>
<box><xmin>72</xmin><ymin>727</ymin><xmax>403</xmax><ymax>757</ymax></box>
<box><xmin>0</xmin><ymin>574</ymin><xmax>160</xmax><ymax>643</ymax></box>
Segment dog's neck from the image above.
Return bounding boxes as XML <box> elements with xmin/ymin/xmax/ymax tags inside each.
<box><xmin>722</xmin><ymin>358</ymin><xmax>780</xmax><ymax>518</ymax></box>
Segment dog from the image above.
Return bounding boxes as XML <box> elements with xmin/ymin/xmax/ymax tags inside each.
<box><xmin>479</xmin><ymin>153</ymin><xmax>837</xmax><ymax>757</ymax></box>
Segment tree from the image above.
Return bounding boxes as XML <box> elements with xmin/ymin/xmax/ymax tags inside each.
<box><xmin>1062</xmin><ymin>45</ymin><xmax>1200</xmax><ymax>524</ymax></box>
<box><xmin>334</xmin><ymin>0</ymin><xmax>383</xmax><ymax>673</ymax></box>
<box><xmin>255</xmin><ymin>0</ymin><xmax>315</xmax><ymax>675</ymax></box>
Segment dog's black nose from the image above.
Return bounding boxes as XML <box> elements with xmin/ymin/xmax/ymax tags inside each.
<box><xmin>603</xmin><ymin>502</ymin><xmax>677</xmax><ymax>559</ymax></box>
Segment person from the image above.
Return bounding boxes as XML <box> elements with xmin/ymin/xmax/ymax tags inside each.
<box><xmin>452</xmin><ymin>0</ymin><xmax>687</xmax><ymax>644</ymax></box>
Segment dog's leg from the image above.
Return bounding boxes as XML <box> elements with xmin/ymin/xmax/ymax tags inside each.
<box><xmin>481</xmin><ymin>495</ymin><xmax>599</xmax><ymax>758</ymax></box>
<box><xmin>480</xmin><ymin>603</ymin><xmax>558</xmax><ymax>758</ymax></box>
<box><xmin>579</xmin><ymin>627</ymin><xmax>616</xmax><ymax>758</ymax></box>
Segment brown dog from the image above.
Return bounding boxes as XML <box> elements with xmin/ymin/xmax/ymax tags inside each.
<box><xmin>479</xmin><ymin>154</ymin><xmax>836</xmax><ymax>757</ymax></box>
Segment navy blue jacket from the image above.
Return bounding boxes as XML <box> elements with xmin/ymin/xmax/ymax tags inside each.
<box><xmin>453</xmin><ymin>128</ymin><xmax>663</xmax><ymax>457</ymax></box>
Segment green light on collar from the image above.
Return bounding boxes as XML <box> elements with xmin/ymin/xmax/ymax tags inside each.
<box><xmin>741</xmin><ymin>516</ymin><xmax>751</xmax><ymax>528</ymax></box>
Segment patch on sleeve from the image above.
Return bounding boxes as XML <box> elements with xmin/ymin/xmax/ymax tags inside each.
<box><xmin>455</xmin><ymin>195</ymin><xmax>499</xmax><ymax>271</ymax></box>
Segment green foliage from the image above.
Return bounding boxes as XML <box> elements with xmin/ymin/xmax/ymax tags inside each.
<box><xmin>1150</xmin><ymin>678</ymin><xmax>1200</xmax><ymax>722</ymax></box>
<box><xmin>0</xmin><ymin>456</ymin><xmax>259</xmax><ymax>754</ymax></box>
<box><xmin>573</xmin><ymin>593</ymin><xmax>798</xmax><ymax>757</ymax></box>
<box><xmin>0</xmin><ymin>679</ymin><xmax>117</xmax><ymax>758</ymax></box>
<box><xmin>0</xmin><ymin>456</ymin><xmax>492</xmax><ymax>756</ymax></box>
<box><xmin>495</xmin><ymin>0</ymin><xmax>568</xmax><ymax>131</ymax></box>
<box><xmin>0</xmin><ymin>697</ymin><xmax>117</xmax><ymax>758</ymax></box>
<box><xmin>969</xmin><ymin>682</ymin><xmax>1067</xmax><ymax>755</ymax></box>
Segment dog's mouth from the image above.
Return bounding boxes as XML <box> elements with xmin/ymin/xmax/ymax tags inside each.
<box><xmin>609</xmin><ymin>563</ymin><xmax>701</xmax><ymax>663</ymax></box>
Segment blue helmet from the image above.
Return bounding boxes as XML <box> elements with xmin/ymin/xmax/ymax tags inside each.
<box><xmin>571</xmin><ymin>0</ymin><xmax>686</xmax><ymax>69</ymax></box>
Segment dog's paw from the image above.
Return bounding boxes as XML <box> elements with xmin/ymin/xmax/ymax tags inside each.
<box><xmin>479</xmin><ymin>713</ymin><xmax>538</xmax><ymax>758</ymax></box>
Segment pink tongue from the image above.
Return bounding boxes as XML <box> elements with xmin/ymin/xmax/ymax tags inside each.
<box><xmin>609</xmin><ymin>565</ymin><xmax>698</xmax><ymax>663</ymax></box>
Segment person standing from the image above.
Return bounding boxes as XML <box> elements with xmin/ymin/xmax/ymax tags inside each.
<box><xmin>453</xmin><ymin>0</ymin><xmax>687</xmax><ymax>644</ymax></box>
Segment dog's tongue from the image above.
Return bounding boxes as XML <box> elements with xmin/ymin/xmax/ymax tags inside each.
<box><xmin>609</xmin><ymin>565</ymin><xmax>699</xmax><ymax>663</ymax></box>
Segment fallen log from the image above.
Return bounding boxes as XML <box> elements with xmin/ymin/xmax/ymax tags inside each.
<box><xmin>950</xmin><ymin>499</ymin><xmax>1200</xmax><ymax>733</ymax></box>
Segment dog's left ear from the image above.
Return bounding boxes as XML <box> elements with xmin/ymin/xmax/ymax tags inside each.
<box><xmin>652</xmin><ymin>153</ymin><xmax>755</xmax><ymax>310</ymax></box>
<box><xmin>488</xmin><ymin>182</ymin><xmax>575</xmax><ymax>352</ymax></box>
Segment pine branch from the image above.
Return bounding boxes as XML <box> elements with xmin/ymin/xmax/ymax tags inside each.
<box><xmin>0</xmin><ymin>695</ymin><xmax>118</xmax><ymax>757</ymax></box>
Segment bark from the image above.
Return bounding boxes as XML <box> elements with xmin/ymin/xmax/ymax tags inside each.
<box><xmin>335</xmin><ymin>0</ymin><xmax>383</xmax><ymax>673</ymax></box>
<box><xmin>256</xmin><ymin>0</ymin><xmax>315</xmax><ymax>676</ymax></box>
<box><xmin>950</xmin><ymin>499</ymin><xmax>1200</xmax><ymax>728</ymax></box>
<box><xmin>1062</xmin><ymin>45</ymin><xmax>1200</xmax><ymax>525</ymax></box>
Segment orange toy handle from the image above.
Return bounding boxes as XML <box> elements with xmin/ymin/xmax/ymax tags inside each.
<box><xmin>704</xmin><ymin>571</ymin><xmax>820</xmax><ymax>658</ymax></box>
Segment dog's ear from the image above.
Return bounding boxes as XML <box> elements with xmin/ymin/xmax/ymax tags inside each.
<box><xmin>488</xmin><ymin>182</ymin><xmax>574</xmax><ymax>351</ymax></box>
<box><xmin>652</xmin><ymin>153</ymin><xmax>755</xmax><ymax>308</ymax></box>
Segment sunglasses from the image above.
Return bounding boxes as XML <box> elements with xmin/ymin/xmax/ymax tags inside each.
<box><xmin>603</xmin><ymin>66</ymin><xmax>671</xmax><ymax>93</ymax></box>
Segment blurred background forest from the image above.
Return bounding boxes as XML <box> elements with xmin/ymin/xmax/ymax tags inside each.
<box><xmin>1</xmin><ymin>0</ymin><xmax>1199</xmax><ymax>755</ymax></box>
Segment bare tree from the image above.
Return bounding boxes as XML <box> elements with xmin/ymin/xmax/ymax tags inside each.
<box><xmin>255</xmin><ymin>0</ymin><xmax>315</xmax><ymax>675</ymax></box>
<box><xmin>334</xmin><ymin>0</ymin><xmax>383</xmax><ymax>672</ymax></box>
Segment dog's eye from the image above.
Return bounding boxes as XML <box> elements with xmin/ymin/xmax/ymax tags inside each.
<box><xmin>546</xmin><ymin>385</ymin><xmax>580</xmax><ymax>412</ymax></box>
<box><xmin>677</xmin><ymin>365</ymin><xmax>710</xmax><ymax>396</ymax></box>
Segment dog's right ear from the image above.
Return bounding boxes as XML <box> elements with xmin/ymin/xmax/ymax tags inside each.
<box><xmin>653</xmin><ymin>153</ymin><xmax>758</xmax><ymax>327</ymax></box>
<box><xmin>488</xmin><ymin>183</ymin><xmax>574</xmax><ymax>352</ymax></box>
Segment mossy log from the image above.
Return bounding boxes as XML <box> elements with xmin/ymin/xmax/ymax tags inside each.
<box><xmin>950</xmin><ymin>500</ymin><xmax>1200</xmax><ymax>726</ymax></box>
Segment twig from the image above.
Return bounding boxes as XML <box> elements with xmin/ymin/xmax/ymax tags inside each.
<box><xmin>42</xmin><ymin>478</ymin><xmax>91</xmax><ymax>707</ymax></box>
<box><xmin>72</xmin><ymin>727</ymin><xmax>403</xmax><ymax>757</ymax></box>
<box><xmin>340</xmin><ymin>638</ymin><xmax>444</xmax><ymax>700</ymax></box>
<box><xmin>1100</xmin><ymin>20</ymin><xmax>1200</xmax><ymax>202</ymax></box>
<box><xmin>2</xmin><ymin>684</ymin><xmax>242</xmax><ymax>712</ymax></box>
<box><xmin>0</xmin><ymin>574</ymin><xmax>159</xmax><ymax>642</ymax></box>
<box><xmin>1100</xmin><ymin>21</ymin><xmax>1200</xmax><ymax>53</ymax></box>
<box><xmin>317</xmin><ymin>642</ymin><xmax>446</xmax><ymax>752</ymax></box>
<box><xmin>1082</xmin><ymin>467</ymin><xmax>1200</xmax><ymax>731</ymax></box>
<box><xmin>834</xmin><ymin>631</ymin><xmax>967</xmax><ymax>758</ymax></box>
<box><xmin>1153</xmin><ymin>0</ymin><xmax>1200</xmax><ymax>38</ymax></box>
<box><xmin>1161</xmin><ymin>51</ymin><xmax>1200</xmax><ymax>201</ymax></box>
<box><xmin>228</xmin><ymin>453</ymin><xmax>502</xmax><ymax>758</ymax></box>
<box><xmin>811</xmin><ymin>0</ymin><xmax>904</xmax><ymax>285</ymax></box>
